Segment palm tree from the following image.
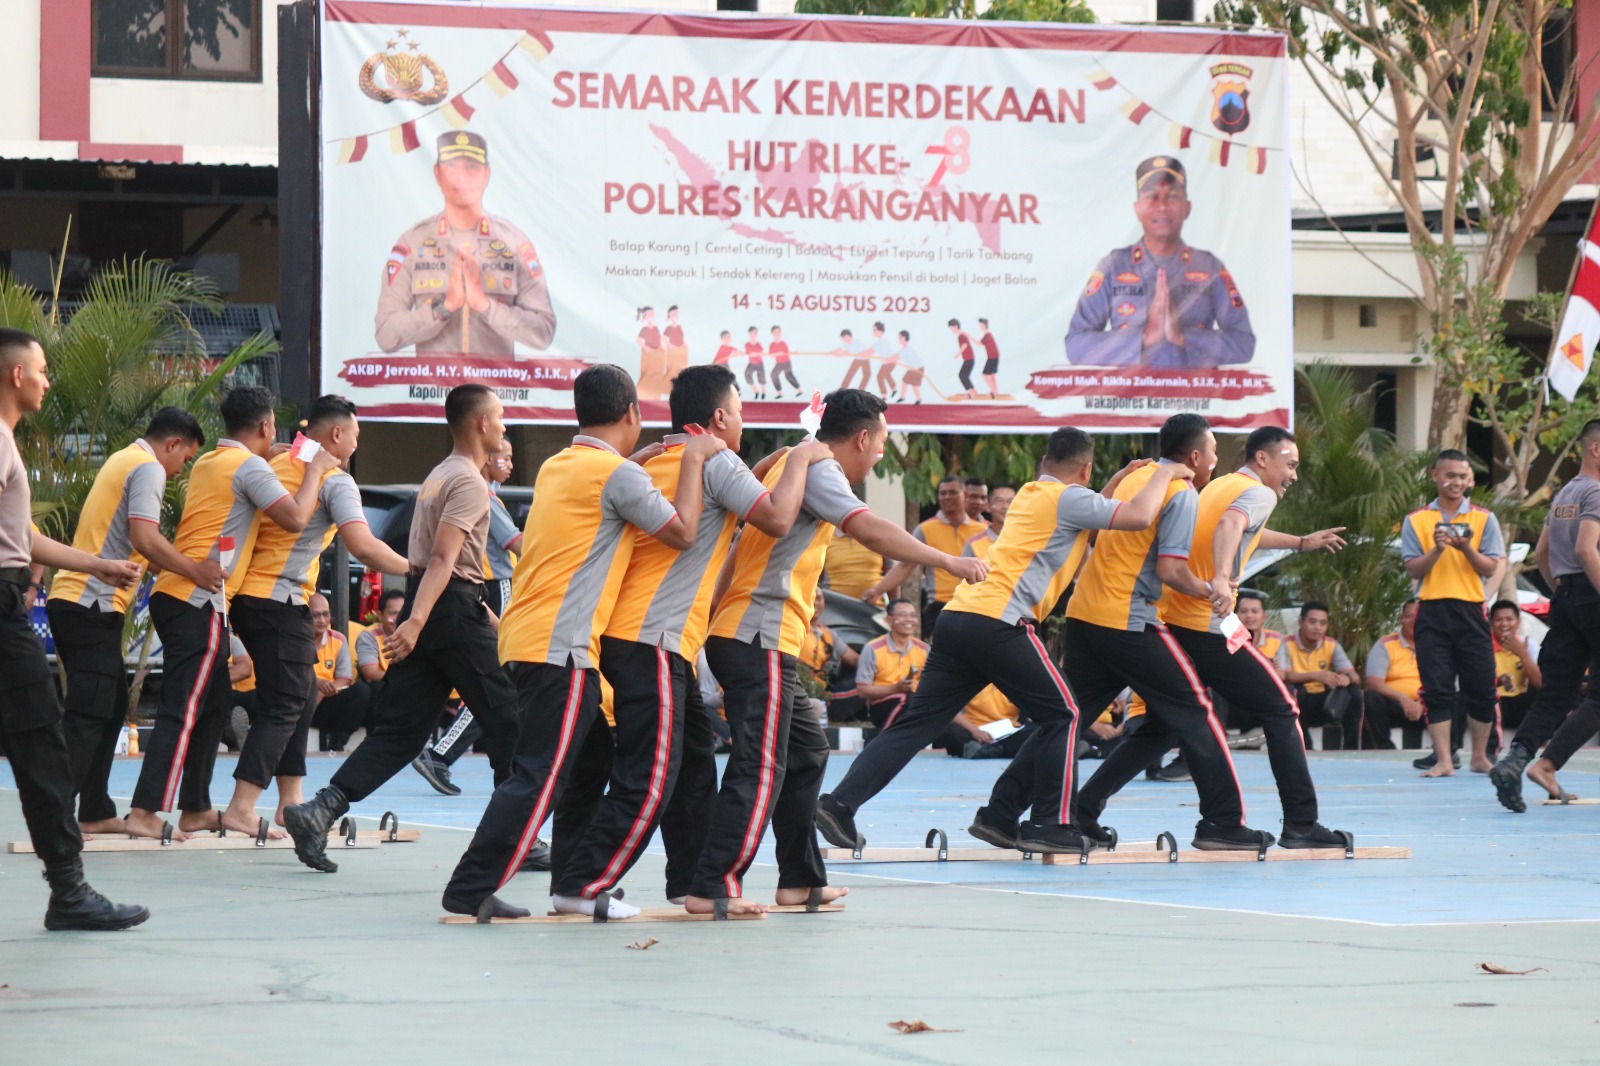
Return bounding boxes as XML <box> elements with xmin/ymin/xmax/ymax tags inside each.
<box><xmin>1258</xmin><ymin>362</ymin><xmax>1426</xmax><ymax>662</ymax></box>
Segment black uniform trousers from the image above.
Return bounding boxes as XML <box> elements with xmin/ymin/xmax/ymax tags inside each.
<box><xmin>1069</xmin><ymin>620</ymin><xmax>1247</xmax><ymax>828</ymax></box>
<box><xmin>1540</xmin><ymin>702</ymin><xmax>1600</xmax><ymax>770</ymax></box>
<box><xmin>1363</xmin><ymin>693</ymin><xmax>1426</xmax><ymax>748</ymax></box>
<box><xmin>660</xmin><ymin>673</ymin><xmax>715</xmax><ymax>901</ymax></box>
<box><xmin>230</xmin><ymin>595</ymin><xmax>317</xmax><ymax>789</ymax></box>
<box><xmin>46</xmin><ymin>600</ymin><xmax>128</xmax><ymax>823</ymax></box>
<box><xmin>311</xmin><ymin>681</ymin><xmax>375</xmax><ymax>751</ymax></box>
<box><xmin>1416</xmin><ymin>598</ymin><xmax>1497</xmax><ymax>727</ymax></box>
<box><xmin>131</xmin><ymin>592</ymin><xmax>230</xmax><ymax>813</ymax></box>
<box><xmin>689</xmin><ymin>636</ymin><xmax>829</xmax><ymax>900</ymax></box>
<box><xmin>0</xmin><ymin>577</ymin><xmax>82</xmax><ymax>865</ymax></box>
<box><xmin>1506</xmin><ymin>576</ymin><xmax>1600</xmax><ymax>760</ymax></box>
<box><xmin>445</xmin><ymin>659</ymin><xmax>601</xmax><ymax>903</ymax></box>
<box><xmin>1172</xmin><ymin>626</ymin><xmax>1319</xmax><ymax>822</ymax></box>
<box><xmin>331</xmin><ymin>581</ymin><xmax>517</xmax><ymax>802</ymax></box>
<box><xmin>829</xmin><ymin>611</ymin><xmax>1081</xmax><ymax>827</ymax></box>
<box><xmin>553</xmin><ymin>638</ymin><xmax>689</xmax><ymax>900</ymax></box>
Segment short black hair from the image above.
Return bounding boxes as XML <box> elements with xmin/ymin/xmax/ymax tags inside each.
<box><xmin>988</xmin><ymin>484</ymin><xmax>1015</xmax><ymax>499</ymax></box>
<box><xmin>816</xmin><ymin>388</ymin><xmax>887</xmax><ymax>443</ymax></box>
<box><xmin>1044</xmin><ymin>427</ymin><xmax>1094</xmax><ymax>468</ymax></box>
<box><xmin>1244</xmin><ymin>426</ymin><xmax>1294</xmax><ymax>464</ymax></box>
<box><xmin>305</xmin><ymin>394</ymin><xmax>358</xmax><ymax>432</ymax></box>
<box><xmin>669</xmin><ymin>364</ymin><xmax>737</xmax><ymax>434</ymax></box>
<box><xmin>938</xmin><ymin>475</ymin><xmax>964</xmax><ymax>489</ymax></box>
<box><xmin>898</xmin><ymin>330</ymin><xmax>909</xmax><ymax>341</ymax></box>
<box><xmin>979</xmin><ymin>317</ymin><xmax>989</xmax><ymax>327</ymax></box>
<box><xmin>379</xmin><ymin>589</ymin><xmax>406</xmax><ymax>610</ymax></box>
<box><xmin>886</xmin><ymin>598</ymin><xmax>917</xmax><ymax>615</ymax></box>
<box><xmin>840</xmin><ymin>329</ymin><xmax>853</xmax><ymax>339</ymax></box>
<box><xmin>1434</xmin><ymin>448</ymin><xmax>1471</xmax><ymax>467</ymax></box>
<box><xmin>0</xmin><ymin>327</ymin><xmax>39</xmax><ymax>369</ymax></box>
<box><xmin>873</xmin><ymin>321</ymin><xmax>885</xmax><ymax>332</ymax></box>
<box><xmin>444</xmin><ymin>384</ymin><xmax>496</xmax><ymax>432</ymax></box>
<box><xmin>964</xmin><ymin>477</ymin><xmax>986</xmax><ymax>490</ymax></box>
<box><xmin>1301</xmin><ymin>599</ymin><xmax>1330</xmax><ymax>618</ymax></box>
<box><xmin>219</xmin><ymin>385</ymin><xmax>276</xmax><ymax>436</ymax></box>
<box><xmin>1490</xmin><ymin>599</ymin><xmax>1520</xmax><ymax>617</ymax></box>
<box><xmin>1235</xmin><ymin>589</ymin><xmax>1266</xmax><ymax>610</ymax></box>
<box><xmin>573</xmin><ymin>364</ymin><xmax>636</xmax><ymax>427</ymax></box>
<box><xmin>143</xmin><ymin>406</ymin><xmax>204</xmax><ymax>447</ymax></box>
<box><xmin>1159</xmin><ymin>413</ymin><xmax>1211</xmax><ymax>461</ymax></box>
<box><xmin>947</xmin><ymin>318</ymin><xmax>961</xmax><ymax>328</ymax></box>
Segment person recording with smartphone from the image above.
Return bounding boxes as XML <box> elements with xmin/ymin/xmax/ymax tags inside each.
<box><xmin>1400</xmin><ymin>450</ymin><xmax>1505</xmax><ymax>777</ymax></box>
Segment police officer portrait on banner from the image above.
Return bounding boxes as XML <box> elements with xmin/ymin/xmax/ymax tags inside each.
<box><xmin>374</xmin><ymin>131</ymin><xmax>556</xmax><ymax>358</ymax></box>
<box><xmin>1065</xmin><ymin>156</ymin><xmax>1255</xmax><ymax>368</ymax></box>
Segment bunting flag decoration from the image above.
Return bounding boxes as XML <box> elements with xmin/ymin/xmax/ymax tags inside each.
<box><xmin>331</xmin><ymin>31</ymin><xmax>552</xmax><ymax>164</ymax></box>
<box><xmin>1546</xmin><ymin>203</ymin><xmax>1600</xmax><ymax>402</ymax></box>
<box><xmin>1086</xmin><ymin>54</ymin><xmax>1280</xmax><ymax>176</ymax></box>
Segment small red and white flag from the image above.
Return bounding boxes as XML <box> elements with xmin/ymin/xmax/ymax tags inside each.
<box><xmin>799</xmin><ymin>390</ymin><xmax>826</xmax><ymax>439</ymax></box>
<box><xmin>1547</xmin><ymin>205</ymin><xmax>1600</xmax><ymax>402</ymax></box>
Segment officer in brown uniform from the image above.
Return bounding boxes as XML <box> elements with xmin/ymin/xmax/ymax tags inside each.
<box><xmin>375</xmin><ymin>131</ymin><xmax>556</xmax><ymax>357</ymax></box>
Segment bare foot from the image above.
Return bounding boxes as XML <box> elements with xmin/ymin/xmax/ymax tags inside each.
<box><xmin>178</xmin><ymin>809</ymin><xmax>224</xmax><ymax>834</ymax></box>
<box><xmin>220</xmin><ymin>807</ymin><xmax>285</xmax><ymax>840</ymax></box>
<box><xmin>775</xmin><ymin>886</ymin><xmax>849</xmax><ymax>906</ymax></box>
<box><xmin>1470</xmin><ymin>759</ymin><xmax>1494</xmax><ymax>774</ymax></box>
<box><xmin>79</xmin><ymin>817</ymin><xmax>127</xmax><ymax>836</ymax></box>
<box><xmin>1527</xmin><ymin>759</ymin><xmax>1567</xmax><ymax>800</ymax></box>
<box><xmin>125</xmin><ymin>809</ymin><xmax>189</xmax><ymax>842</ymax></box>
<box><xmin>685</xmin><ymin>894</ymin><xmax>766</xmax><ymax>916</ymax></box>
<box><xmin>275</xmin><ymin>809</ymin><xmax>289</xmax><ymax>829</ymax></box>
<box><xmin>1421</xmin><ymin>765</ymin><xmax>1455</xmax><ymax>778</ymax></box>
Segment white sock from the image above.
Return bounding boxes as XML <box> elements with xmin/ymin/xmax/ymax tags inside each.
<box><xmin>552</xmin><ymin>893</ymin><xmax>640</xmax><ymax>919</ymax></box>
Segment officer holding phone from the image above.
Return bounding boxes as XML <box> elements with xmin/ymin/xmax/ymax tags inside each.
<box><xmin>1401</xmin><ymin>449</ymin><xmax>1505</xmax><ymax>777</ymax></box>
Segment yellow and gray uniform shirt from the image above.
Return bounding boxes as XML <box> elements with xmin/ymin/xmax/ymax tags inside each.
<box><xmin>709</xmin><ymin>457</ymin><xmax>869</xmax><ymax>656</ymax></box>
<box><xmin>1066</xmin><ymin>241</ymin><xmax>1254</xmax><ymax>368</ymax></box>
<box><xmin>1067</xmin><ymin>459</ymin><xmax>1195</xmax><ymax>631</ymax></box>
<box><xmin>603</xmin><ymin>437</ymin><xmax>770</xmax><ymax>660</ymax></box>
<box><xmin>854</xmin><ymin>634</ymin><xmax>930</xmax><ymax>692</ymax></box>
<box><xmin>50</xmin><ymin>440</ymin><xmax>166</xmax><ymax>614</ymax></box>
<box><xmin>354</xmin><ymin>626</ymin><xmax>389</xmax><ymax>675</ymax></box>
<box><xmin>1275</xmin><ymin>637</ymin><xmax>1354</xmax><ymax>694</ymax></box>
<box><xmin>235</xmin><ymin>453</ymin><xmax>366</xmax><ymax>606</ymax></box>
<box><xmin>1400</xmin><ymin>497</ymin><xmax>1504</xmax><ymax>602</ymax></box>
<box><xmin>374</xmin><ymin>212</ymin><xmax>555</xmax><ymax>356</ymax></box>
<box><xmin>1365</xmin><ymin>633</ymin><xmax>1421</xmax><ymax>700</ymax></box>
<box><xmin>498</xmin><ymin>436</ymin><xmax>677</xmax><ymax>670</ymax></box>
<box><xmin>153</xmin><ymin>440</ymin><xmax>293</xmax><ymax>609</ymax></box>
<box><xmin>484</xmin><ymin>488</ymin><xmax>519</xmax><ymax>582</ymax></box>
<box><xmin>1160</xmin><ymin>468</ymin><xmax>1278</xmax><ymax>635</ymax></box>
<box><xmin>912</xmin><ymin>512</ymin><xmax>989</xmax><ymax>604</ymax></box>
<box><xmin>1494</xmin><ymin>637</ymin><xmax>1541</xmax><ymax>697</ymax></box>
<box><xmin>313</xmin><ymin>629</ymin><xmax>354</xmax><ymax>684</ymax></box>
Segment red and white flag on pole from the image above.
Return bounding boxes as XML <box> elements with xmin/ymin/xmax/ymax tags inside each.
<box><xmin>1547</xmin><ymin>204</ymin><xmax>1600</xmax><ymax>402</ymax></box>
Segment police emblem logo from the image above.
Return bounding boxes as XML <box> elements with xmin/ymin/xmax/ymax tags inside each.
<box><xmin>1209</xmin><ymin>62</ymin><xmax>1253</xmax><ymax>135</ymax></box>
<box><xmin>359</xmin><ymin>29</ymin><xmax>449</xmax><ymax>105</ymax></box>
<box><xmin>1084</xmin><ymin>271</ymin><xmax>1104</xmax><ymax>296</ymax></box>
<box><xmin>490</xmin><ymin>240</ymin><xmax>506</xmax><ymax>251</ymax></box>
<box><xmin>518</xmin><ymin>241</ymin><xmax>542</xmax><ymax>277</ymax></box>
<box><xmin>485</xmin><ymin>276</ymin><xmax>498</xmax><ymax>291</ymax></box>
<box><xmin>385</xmin><ymin>244</ymin><xmax>409</xmax><ymax>286</ymax></box>
<box><xmin>1220</xmin><ymin>269</ymin><xmax>1245</xmax><ymax>309</ymax></box>
<box><xmin>1115</xmin><ymin>271</ymin><xmax>1141</xmax><ymax>284</ymax></box>
<box><xmin>1185</xmin><ymin>271</ymin><xmax>1211</xmax><ymax>282</ymax></box>
<box><xmin>1116</xmin><ymin>302</ymin><xmax>1137</xmax><ymax>317</ymax></box>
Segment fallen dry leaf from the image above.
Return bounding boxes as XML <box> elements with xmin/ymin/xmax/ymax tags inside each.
<box><xmin>888</xmin><ymin>1019</ymin><xmax>962</xmax><ymax>1035</ymax></box>
<box><xmin>626</xmin><ymin>937</ymin><xmax>660</xmax><ymax>951</ymax></box>
<box><xmin>1479</xmin><ymin>962</ymin><xmax>1548</xmax><ymax>975</ymax></box>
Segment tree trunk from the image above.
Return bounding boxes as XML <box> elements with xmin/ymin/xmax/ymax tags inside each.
<box><xmin>1427</xmin><ymin>372</ymin><xmax>1472</xmax><ymax>449</ymax></box>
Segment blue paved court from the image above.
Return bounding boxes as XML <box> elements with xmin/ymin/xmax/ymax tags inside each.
<box><xmin>27</xmin><ymin>743</ymin><xmax>1594</xmax><ymax>928</ymax></box>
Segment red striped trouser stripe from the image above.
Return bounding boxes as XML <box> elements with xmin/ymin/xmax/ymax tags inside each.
<box><xmin>161</xmin><ymin>610</ymin><xmax>223</xmax><ymax>811</ymax></box>
<box><xmin>723</xmin><ymin>651</ymin><xmax>783</xmax><ymax>899</ymax></box>
<box><xmin>581</xmin><ymin>647</ymin><xmax>675</xmax><ymax>898</ymax></box>
<box><xmin>1156</xmin><ymin>625</ymin><xmax>1246</xmax><ymax>824</ymax></box>
<box><xmin>1022</xmin><ymin>624</ymin><xmax>1080</xmax><ymax>825</ymax></box>
<box><xmin>496</xmin><ymin>667</ymin><xmax>586</xmax><ymax>891</ymax></box>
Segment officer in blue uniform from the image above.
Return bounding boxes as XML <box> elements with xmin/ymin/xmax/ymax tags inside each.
<box><xmin>1065</xmin><ymin>156</ymin><xmax>1255</xmax><ymax>368</ymax></box>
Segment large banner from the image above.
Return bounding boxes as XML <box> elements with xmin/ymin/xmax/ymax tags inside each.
<box><xmin>319</xmin><ymin>3</ymin><xmax>1291</xmax><ymax>432</ymax></box>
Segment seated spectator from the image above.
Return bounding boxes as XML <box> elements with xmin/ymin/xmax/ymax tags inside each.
<box><xmin>305</xmin><ymin>593</ymin><xmax>368</xmax><ymax>751</ymax></box>
<box><xmin>1084</xmin><ymin>689</ymin><xmax>1135</xmax><ymax>761</ymax></box>
<box><xmin>223</xmin><ymin>634</ymin><xmax>256</xmax><ymax>752</ymax></box>
<box><xmin>1276</xmin><ymin>600</ymin><xmax>1363</xmax><ymax>749</ymax></box>
<box><xmin>824</xmin><ymin>525</ymin><xmax>883</xmax><ymax>601</ymax></box>
<box><xmin>929</xmin><ymin>685</ymin><xmax>1035</xmax><ymax>760</ymax></box>
<box><xmin>799</xmin><ymin>586</ymin><xmax>860</xmax><ymax>721</ymax></box>
<box><xmin>1219</xmin><ymin>590</ymin><xmax>1282</xmax><ymax>749</ymax></box>
<box><xmin>1491</xmin><ymin>598</ymin><xmax>1542</xmax><ymax>732</ymax></box>
<box><xmin>354</xmin><ymin>589</ymin><xmax>404</xmax><ymax>684</ymax></box>
<box><xmin>855</xmin><ymin>598</ymin><xmax>929</xmax><ymax>733</ymax></box>
<box><xmin>1364</xmin><ymin>599</ymin><xmax>1423</xmax><ymax>749</ymax></box>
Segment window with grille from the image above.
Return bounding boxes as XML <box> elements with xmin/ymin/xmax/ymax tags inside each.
<box><xmin>93</xmin><ymin>0</ymin><xmax>261</xmax><ymax>81</ymax></box>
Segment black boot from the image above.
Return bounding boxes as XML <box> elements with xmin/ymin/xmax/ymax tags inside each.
<box><xmin>42</xmin><ymin>859</ymin><xmax>150</xmax><ymax>931</ymax></box>
<box><xmin>282</xmin><ymin>785</ymin><xmax>350</xmax><ymax>873</ymax></box>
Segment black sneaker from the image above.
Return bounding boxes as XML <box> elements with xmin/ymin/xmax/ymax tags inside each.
<box><xmin>967</xmin><ymin>806</ymin><xmax>1019</xmax><ymax>850</ymax></box>
<box><xmin>519</xmin><ymin>838</ymin><xmax>551</xmax><ymax>872</ymax></box>
<box><xmin>412</xmin><ymin>750</ymin><xmax>461</xmax><ymax>797</ymax></box>
<box><xmin>1191</xmin><ymin>820</ymin><xmax>1276</xmax><ymax>851</ymax></box>
<box><xmin>1014</xmin><ymin>821</ymin><xmax>1093</xmax><ymax>855</ymax></box>
<box><xmin>814</xmin><ymin>793</ymin><xmax>864</xmax><ymax>850</ymax></box>
<box><xmin>1278</xmin><ymin>821</ymin><xmax>1347</xmax><ymax>849</ymax></box>
<box><xmin>1490</xmin><ymin>749</ymin><xmax>1529</xmax><ymax>814</ymax></box>
<box><xmin>1412</xmin><ymin>752</ymin><xmax>1462</xmax><ymax>770</ymax></box>
<box><xmin>1155</xmin><ymin>756</ymin><xmax>1192</xmax><ymax>782</ymax></box>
